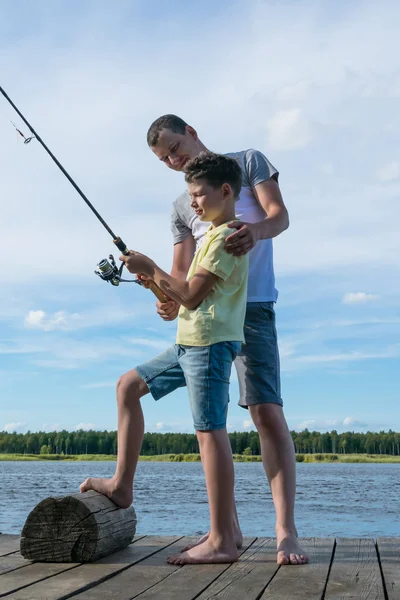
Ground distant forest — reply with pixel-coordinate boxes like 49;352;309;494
1;429;399;456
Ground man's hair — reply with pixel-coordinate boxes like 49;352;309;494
147;114;188;147
185;152;242;199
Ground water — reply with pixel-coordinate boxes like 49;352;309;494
1;461;399;537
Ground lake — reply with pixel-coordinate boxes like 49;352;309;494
1;461;399;537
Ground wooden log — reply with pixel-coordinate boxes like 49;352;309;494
20;490;136;563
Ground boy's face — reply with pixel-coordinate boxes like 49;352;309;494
151;127;200;172
188;180;231;222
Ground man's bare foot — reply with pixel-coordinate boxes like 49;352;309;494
276;526;309;565
79;477;132;509
168;537;238;565
180;528;243;553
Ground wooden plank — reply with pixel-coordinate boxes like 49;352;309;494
191;537;276;600
70;536;201;600
132;536;259;600
0;554;32;576
0;536;180;600
0;562;78;597
376;537;400;600
0;536;20;557
324;538;386;600
260;538;335;599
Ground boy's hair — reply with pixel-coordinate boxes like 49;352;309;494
147;114;188;147
185;152;242;199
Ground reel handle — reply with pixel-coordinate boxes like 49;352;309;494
113;237;170;304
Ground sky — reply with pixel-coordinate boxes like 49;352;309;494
0;0;399;436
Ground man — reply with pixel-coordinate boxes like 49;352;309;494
145;114;308;565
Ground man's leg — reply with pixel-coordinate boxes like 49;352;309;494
236;302;308;565
80;369;149;508
249;403;307;564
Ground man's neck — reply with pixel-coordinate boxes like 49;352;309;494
196;141;209;155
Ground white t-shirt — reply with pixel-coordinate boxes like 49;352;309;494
170;149;279;303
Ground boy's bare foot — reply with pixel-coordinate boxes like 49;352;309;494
180;527;243;553
276;526;309;565
168;537;238;565
79;477;133;509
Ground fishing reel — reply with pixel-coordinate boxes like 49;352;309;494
94;254;142;287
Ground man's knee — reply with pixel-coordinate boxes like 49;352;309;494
249;403;286;433
116;369;149;404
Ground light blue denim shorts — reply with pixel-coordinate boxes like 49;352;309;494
135;341;241;431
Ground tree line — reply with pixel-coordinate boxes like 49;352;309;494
1;429;399;456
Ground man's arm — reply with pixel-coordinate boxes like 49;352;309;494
171;236;196;280
225;178;289;256
252;178;289;239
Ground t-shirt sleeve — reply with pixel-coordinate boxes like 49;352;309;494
245;148;279;187
171;200;191;245
199;229;242;281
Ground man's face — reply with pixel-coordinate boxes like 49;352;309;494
188;180;228;222
151;127;200;172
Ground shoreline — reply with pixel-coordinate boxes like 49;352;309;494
1;453;400;463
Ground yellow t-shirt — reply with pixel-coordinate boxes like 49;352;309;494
176;223;249;346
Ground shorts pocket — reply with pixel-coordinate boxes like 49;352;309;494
258;302;276;323
215;342;240;382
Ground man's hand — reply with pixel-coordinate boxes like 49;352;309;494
224;221;258;256
119;251;155;275
156;299;180;321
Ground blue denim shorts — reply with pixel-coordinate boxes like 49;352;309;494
136;341;241;431
235;302;283;408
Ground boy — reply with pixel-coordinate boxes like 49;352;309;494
80;152;248;565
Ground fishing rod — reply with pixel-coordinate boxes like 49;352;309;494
0;85;168;303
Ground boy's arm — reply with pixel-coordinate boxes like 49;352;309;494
121;251;218;310
156;236;196;321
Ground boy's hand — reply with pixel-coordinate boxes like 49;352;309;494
119;251;155;275
224;221;258;256
156;299;180;321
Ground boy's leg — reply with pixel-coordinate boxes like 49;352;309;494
180;497;242;552
168;343;239;565
80;345;186;508
236;302;308;565
80;369;149;508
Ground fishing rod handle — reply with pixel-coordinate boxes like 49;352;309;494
113;237;170;304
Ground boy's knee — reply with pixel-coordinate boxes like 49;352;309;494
116;370;148;403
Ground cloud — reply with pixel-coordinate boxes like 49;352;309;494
128;337;174;351
243;420;253;430
266;108;313;151
81;381;115;389
41;423;61;432
294;417;368;432
74;423;96;431
342;292;380;305
295;347;398;365
377;161;400;182
2;422;27;433
25;310;83;331
343;416;367;428
155;422;165;430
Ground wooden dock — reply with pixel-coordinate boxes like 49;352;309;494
0;533;398;599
